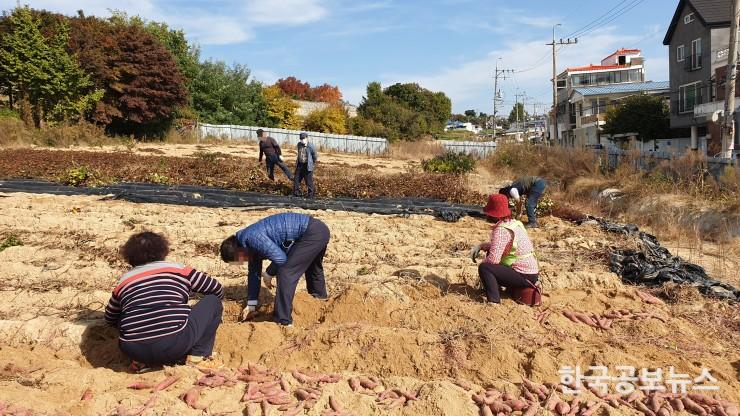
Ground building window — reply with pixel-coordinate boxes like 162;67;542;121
678;82;702;113
686;38;702;70
677;45;685;62
684;13;694;24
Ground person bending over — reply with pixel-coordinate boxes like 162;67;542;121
498;176;547;228
220;213;330;326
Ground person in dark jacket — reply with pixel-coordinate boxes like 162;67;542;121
294;132;318;197
257;129;293;181
498;176;547;228
219;213;330;326
104;232;224;371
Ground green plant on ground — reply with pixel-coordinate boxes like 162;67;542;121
62;165;99;187
421;151;476;174
535;194;555;217
148;172;171;185
0;235;23;252
357;266;372;276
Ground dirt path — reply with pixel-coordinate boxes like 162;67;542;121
0;193;738;415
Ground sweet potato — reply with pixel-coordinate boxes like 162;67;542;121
657;405;672;416
522;389;537;402
392;388;418;401
240;373;276;383
545;396;559;411
501;392;516;402
636;290;664;305
480;404;494;416
567;398;581;416
688;394;719;407
634;400;657;416
267;395;292;405
504;399;528;411
682;397;708;416
283;406;303;416
648;394;663;412
152;375;180;392
724;404;739;416
523;401;540;416
454;378;474;391
359;378;379;390
554;401;570;415
127;380;154;390
81;389;93;401
179;386;205;409
348;377;360;392
587;385;607;399
388;396;407;409
563;310;580;323
581;402;602;416
626;390;644;403
669;398;684;412
489;401;512;413
329;396;343;412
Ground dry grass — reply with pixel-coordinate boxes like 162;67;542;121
386;140;444;160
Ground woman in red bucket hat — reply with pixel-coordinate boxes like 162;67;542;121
471;194;541;305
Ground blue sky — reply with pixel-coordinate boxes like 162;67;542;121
22;0;677;113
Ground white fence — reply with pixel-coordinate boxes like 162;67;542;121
440;140;497;157
198;123;387;154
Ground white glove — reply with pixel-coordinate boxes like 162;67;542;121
262;271;275;289
240;305;257;322
469;244;482;263
278;155;284;162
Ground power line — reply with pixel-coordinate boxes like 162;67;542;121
565;0;632;38
570;0;645;39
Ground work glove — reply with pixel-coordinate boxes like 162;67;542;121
240;305;258;322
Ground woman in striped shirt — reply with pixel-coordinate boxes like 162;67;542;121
104;232;225;370
473;194;540;303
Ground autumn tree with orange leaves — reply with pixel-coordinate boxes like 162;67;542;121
275;77;342;103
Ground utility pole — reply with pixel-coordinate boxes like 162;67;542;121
493;59;514;139
722;0;739;159
547;24;577;146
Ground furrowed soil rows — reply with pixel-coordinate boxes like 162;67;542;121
0;192;738;415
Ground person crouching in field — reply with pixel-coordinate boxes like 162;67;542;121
219;213;330;326
104;232;225;372
472;194;540;304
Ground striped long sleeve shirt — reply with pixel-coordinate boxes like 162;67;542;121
104;261;224;342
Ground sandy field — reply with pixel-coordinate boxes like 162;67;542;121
0;190;738;415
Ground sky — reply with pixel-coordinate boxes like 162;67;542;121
17;0;678;114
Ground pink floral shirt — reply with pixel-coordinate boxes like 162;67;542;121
484;220;539;275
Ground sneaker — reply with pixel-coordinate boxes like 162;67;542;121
186;355;224;369
525;223;539;229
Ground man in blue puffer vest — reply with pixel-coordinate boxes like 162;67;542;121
219;213;330;326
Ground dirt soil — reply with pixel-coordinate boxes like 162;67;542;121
0;191;738;415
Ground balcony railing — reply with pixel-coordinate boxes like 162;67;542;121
684;53;702;71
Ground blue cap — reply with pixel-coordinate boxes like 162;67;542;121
299;133;308;139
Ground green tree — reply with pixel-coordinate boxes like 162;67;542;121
0;7;100;126
190;60;267;125
464;109;477;120
508;103;528;124
357;82;451;141
602;94;670;142
303;105;347;134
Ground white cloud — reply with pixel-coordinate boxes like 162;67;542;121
379;27;645;112
177;16;253;45
251;69;281;85
245;0;328;25
23;0;157;17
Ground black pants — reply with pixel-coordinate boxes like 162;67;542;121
274;218;329;325
266;154;293;181
119;295;223;366
293;163;315;197
478;263;538;303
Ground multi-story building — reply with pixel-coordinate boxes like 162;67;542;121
551;48;646;146
570;81;670;148
663;0;738;155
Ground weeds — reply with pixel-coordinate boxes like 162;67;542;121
422;152;476;174
0;235;22;252
61;165;103;187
